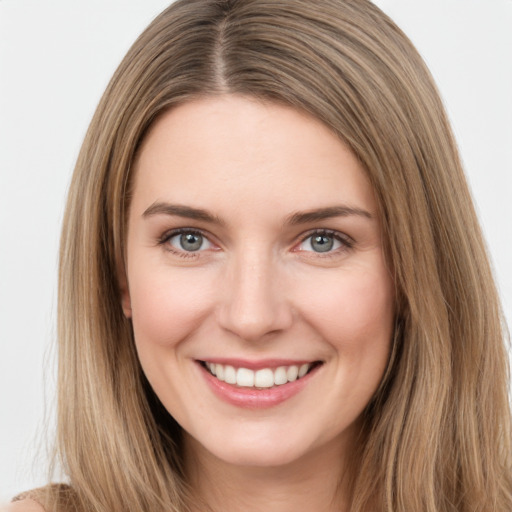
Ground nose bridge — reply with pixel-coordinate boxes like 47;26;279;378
217;245;292;342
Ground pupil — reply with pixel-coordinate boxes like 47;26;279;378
180;233;202;251
312;235;333;252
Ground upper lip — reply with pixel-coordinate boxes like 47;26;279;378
197;358;322;370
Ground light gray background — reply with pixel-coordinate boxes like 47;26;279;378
1;0;511;502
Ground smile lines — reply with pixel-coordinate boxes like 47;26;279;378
202;361;320;389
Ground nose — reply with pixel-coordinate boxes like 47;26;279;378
216;251;293;343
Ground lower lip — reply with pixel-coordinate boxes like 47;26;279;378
198;362;320;409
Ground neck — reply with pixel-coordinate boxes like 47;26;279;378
183;431;360;512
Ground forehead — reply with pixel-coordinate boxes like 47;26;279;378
131;95;376;220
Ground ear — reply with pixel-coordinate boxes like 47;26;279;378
118;264;132;319
121;285;132;319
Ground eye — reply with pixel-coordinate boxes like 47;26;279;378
165;230;213;253
297;231;351;254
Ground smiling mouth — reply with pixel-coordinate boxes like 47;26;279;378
199;361;323;389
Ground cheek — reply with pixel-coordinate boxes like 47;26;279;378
129;268;216;349
304;268;394;417
127;269;218;418
304;269;393;334
295;265;395;368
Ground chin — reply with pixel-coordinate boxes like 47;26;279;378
185;423;333;470
207;449;307;471
213;444;303;468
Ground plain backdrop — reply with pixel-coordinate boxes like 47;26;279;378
1;0;511;502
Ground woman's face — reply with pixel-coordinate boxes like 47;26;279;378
123;95;394;469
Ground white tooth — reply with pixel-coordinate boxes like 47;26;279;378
224;365;237;384
255;368;274;388
208;362;216;375
274;366;288;385
287;365;299;382
298;363;310;378
237;368;255;387
215;364;225;381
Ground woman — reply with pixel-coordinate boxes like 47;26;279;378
10;0;512;511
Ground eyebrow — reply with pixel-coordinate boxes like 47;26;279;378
286;206;374;225
142;202;225;225
143;201;373;226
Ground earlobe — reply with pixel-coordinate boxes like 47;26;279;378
118;266;132;319
121;288;132;319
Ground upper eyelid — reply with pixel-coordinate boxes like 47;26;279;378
298;228;353;244
160;227;214;242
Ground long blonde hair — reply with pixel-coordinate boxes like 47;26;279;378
47;0;512;510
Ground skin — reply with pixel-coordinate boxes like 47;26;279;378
3;502;44;512
122;95;395;511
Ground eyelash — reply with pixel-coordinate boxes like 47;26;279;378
158;228;355;259
158;228;214;259
297;229;355;257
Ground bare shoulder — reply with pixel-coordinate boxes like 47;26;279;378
1;500;46;512
3;484;74;512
